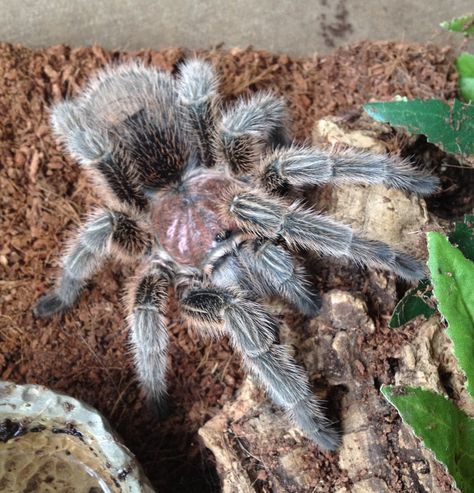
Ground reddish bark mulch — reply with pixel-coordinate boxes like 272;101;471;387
0;41;461;492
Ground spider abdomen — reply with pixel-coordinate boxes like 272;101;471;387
151;173;237;266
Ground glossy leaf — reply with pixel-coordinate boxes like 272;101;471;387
449;215;474;261
382;385;474;493
440;14;474;36
456;52;474;102
364;99;474;156
427;232;474;399
389;279;435;328
390;216;474;328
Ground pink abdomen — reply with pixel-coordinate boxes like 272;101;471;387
150;174;236;266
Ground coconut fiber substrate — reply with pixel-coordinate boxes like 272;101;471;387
0;41;471;492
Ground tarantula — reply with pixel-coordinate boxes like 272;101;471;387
34;59;437;451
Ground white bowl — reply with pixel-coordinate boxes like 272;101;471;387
0;381;155;492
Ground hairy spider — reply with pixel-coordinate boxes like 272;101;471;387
34;59;438;451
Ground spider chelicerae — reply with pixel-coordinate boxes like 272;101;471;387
34;59;437;451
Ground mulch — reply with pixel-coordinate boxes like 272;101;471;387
0;40;465;492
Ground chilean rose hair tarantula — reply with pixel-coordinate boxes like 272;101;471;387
34;59;437;450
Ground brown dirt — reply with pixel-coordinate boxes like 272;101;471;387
0;40;466;492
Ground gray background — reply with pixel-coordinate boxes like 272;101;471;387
1;0;473;55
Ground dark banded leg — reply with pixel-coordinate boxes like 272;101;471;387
128;267;170;412
223;189;425;281
34;209;150;318
180;287;340;450
238;240;321;316
215;93;289;174
51;62;189;198
177;59;219;166
259;145;439;194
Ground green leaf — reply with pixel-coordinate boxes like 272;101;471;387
449;215;474;261
427;232;474;399
389;279;435;328
382;385;474;492
456;53;474;102
440;14;474;36
364;99;474;156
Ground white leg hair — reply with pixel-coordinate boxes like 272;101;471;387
260;145;439;194
215;92;289;174
177;59;219;166
237;240;321;316
127;266;170;412
225;190;426;281
51;62;178;166
206;236;320;316
180;287;340;450
34;209;150;317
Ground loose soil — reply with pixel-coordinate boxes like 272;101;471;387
0;40;470;492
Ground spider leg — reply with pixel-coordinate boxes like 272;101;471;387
223;188;425;280
203;234;320;315
215;92;289;174
127;265;170;413
34;209;151;318
237;240;321;317
180;286;340;450
259;145;439;195
51;62;190;204
177;59;219;166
